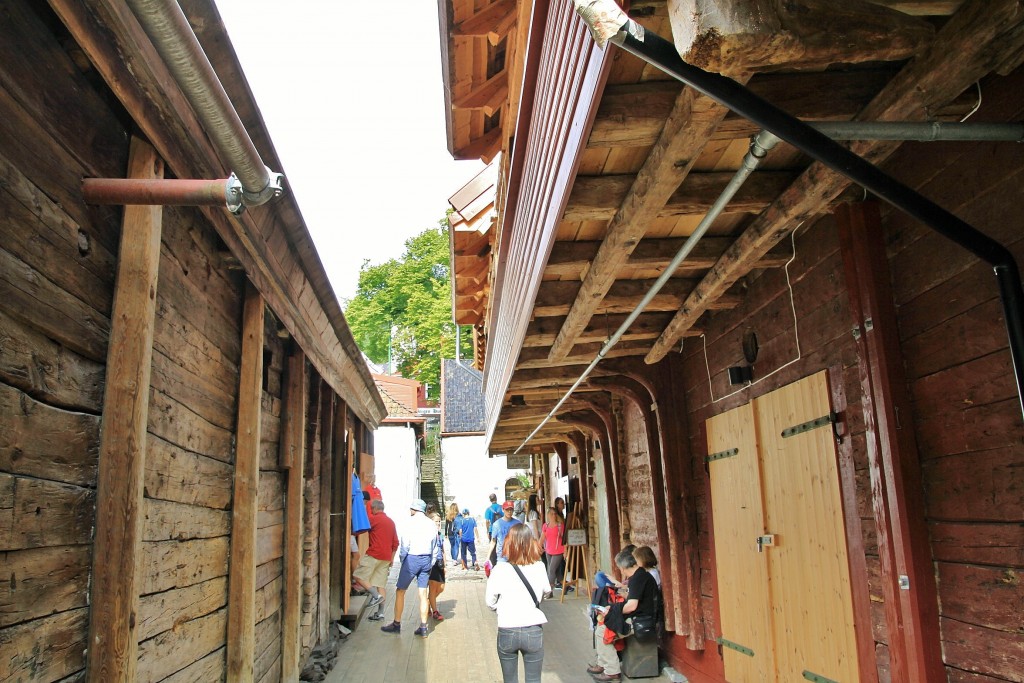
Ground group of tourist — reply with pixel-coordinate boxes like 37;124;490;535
352;483;661;683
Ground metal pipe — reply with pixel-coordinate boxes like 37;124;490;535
810;121;1024;142
514;131;780;453
82;177;243;213
125;0;282;206
572;0;1024;420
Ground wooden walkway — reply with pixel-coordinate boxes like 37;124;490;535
324;561;671;683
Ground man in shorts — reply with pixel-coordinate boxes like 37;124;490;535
352;499;398;621
380;498;442;637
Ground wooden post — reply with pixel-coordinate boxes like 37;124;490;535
226;282;264;682
318;388;334;642
86;137;163;682
330;401;348;620
280;347;307;682
838;201;944;683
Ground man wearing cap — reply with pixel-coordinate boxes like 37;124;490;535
458;508;478;570
380;498;442;637
487;500;522;564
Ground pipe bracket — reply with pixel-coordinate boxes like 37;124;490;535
226;174;244;214
240;167;286;208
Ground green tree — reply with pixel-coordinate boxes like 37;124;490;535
344;215;471;399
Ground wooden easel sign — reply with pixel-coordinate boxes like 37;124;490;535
561;514;591;602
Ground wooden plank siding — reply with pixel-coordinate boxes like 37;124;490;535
0;2;379;681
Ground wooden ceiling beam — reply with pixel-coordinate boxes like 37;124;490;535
452;69;509;117
667;0;934;74
524;311;703;348
544;237;793;279
588;70;978;149
453;0;518;45
533;278;741;318
516;342;651;370
864;0;963;15
564;171;797;222
546;86;735;362
648;0;1024;363
453;126;502;163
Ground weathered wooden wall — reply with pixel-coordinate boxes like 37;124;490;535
657;64;1024;683
0;0;124;677
255;314;287;683
0;3;363;681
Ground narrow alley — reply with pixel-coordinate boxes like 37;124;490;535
325;562;672;683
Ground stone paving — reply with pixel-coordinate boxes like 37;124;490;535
324;560;672;683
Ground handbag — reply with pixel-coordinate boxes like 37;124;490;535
629;584;660;643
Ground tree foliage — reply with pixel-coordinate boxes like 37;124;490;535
344;215;470;399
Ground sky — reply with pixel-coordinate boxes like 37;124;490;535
214;0;483;303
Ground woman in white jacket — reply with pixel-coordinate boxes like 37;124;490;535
485;523;552;683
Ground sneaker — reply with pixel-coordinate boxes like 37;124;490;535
413;625;429;637
591;673;620;681
380;621;401;634
431;609;445;621
566;586;576;593
367;612;385;621
366;594;384;608
586;664;604;674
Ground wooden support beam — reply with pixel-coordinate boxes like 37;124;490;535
453;125;503;163
515;342;651;370
329;401;348;621
667;0;933;74
86;137;163;683
588;72;977;148
544;237;792;279
280;348;307;682
564;171;797;222
548;87;735;362
838;202;944;682
533;278;741;318
452;69;509;117
524;312;702;349
454;0;517;45
318;387;334;643
226;282;265;682
647;0;1024;364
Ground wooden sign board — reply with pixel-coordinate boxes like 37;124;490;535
506;454;530;469
567;529;587;546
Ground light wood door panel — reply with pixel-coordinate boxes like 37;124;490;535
756;371;860;683
706;402;774;683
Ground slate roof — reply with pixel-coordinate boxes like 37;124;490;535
441;359;485;434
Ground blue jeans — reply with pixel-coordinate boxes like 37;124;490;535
496;625;544;683
461;540;477;565
448;534;459;561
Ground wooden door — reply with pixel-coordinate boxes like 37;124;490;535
756;371;860;682
707;371;860;682
706;402;774;682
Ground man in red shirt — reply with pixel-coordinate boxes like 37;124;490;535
352;499;399;621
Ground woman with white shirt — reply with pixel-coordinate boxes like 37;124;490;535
485;523;552;683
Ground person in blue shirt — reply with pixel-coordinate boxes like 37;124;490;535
488;500;522;564
458;508;479;569
484;493;502;541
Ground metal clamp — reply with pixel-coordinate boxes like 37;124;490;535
240;166;286;208
225;173;244;214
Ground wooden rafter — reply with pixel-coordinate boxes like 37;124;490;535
533;278;741;317
524;312;702;349
454;0;517;45
647;0;1024;363
564;170;797;222
516;342;651;370
452;69;509;116
544;237;793;279
454;125;503;163
546;86;734;362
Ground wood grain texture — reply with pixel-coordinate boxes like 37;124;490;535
227;282;264;681
280;348;307;682
86;138;163;683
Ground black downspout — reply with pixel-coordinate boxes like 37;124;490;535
608;19;1024;419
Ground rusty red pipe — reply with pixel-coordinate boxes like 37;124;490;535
82;177;242;212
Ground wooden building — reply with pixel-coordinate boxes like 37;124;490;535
0;1;385;681
441;0;1024;681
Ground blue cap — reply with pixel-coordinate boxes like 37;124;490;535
409;498;426;513
462;508;470;516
